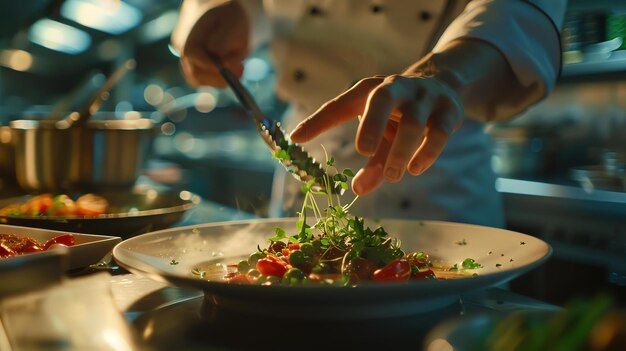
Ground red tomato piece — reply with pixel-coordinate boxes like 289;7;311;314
0;243;16;258
372;259;411;282
288;243;300;251
21;237;44;253
44;234;76;250
227;273;251;284
22;194;54;216
256;255;288;277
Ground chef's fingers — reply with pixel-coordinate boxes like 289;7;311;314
351;137;393;195
181;52;244;88
180;2;248;88
383;97;432;182
383;119;399;142
180;58;224;87
357;75;420;157
290;77;384;143
404;79;463;175
407;125;448;176
407;102;461;175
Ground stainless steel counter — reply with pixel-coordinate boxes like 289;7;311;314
497;177;626;296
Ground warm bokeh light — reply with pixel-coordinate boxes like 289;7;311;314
144;84;165;106
0;49;34;72
61;0;142;35
194;92;217;113
138;10;178;43
160;122;176;136
123;111;142;120
115;101;133;119
29;18;91;55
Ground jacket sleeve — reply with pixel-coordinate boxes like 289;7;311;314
171;0;269;54
432;0;567;120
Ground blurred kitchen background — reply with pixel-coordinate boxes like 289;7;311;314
0;0;625;306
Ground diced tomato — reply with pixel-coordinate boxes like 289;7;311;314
288;243;300;251
281;248;291;257
0;243;16;258
44;234;76;250
21;194;54;216
372;259;411;282
256;255;288;277
226;273;251;284
21;237;44;253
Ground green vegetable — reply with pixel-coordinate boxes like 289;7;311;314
283;268;306;285
462;258;482;269
299;242;315;257
237;260;250;273
288;250;308;269
247;269;261;277
311;262;330;274
247;252;265;266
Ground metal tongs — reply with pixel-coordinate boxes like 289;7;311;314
210;56;340;193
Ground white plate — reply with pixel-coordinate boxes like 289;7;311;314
0;224;121;270
113;218;551;319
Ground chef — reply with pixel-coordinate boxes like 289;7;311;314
172;0;566;228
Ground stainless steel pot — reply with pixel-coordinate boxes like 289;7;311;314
10;118;155;193
0;125;14;181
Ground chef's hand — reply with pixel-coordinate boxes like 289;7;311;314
178;0;249;88
290;74;463;196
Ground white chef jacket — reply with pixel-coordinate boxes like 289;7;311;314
174;0;566;228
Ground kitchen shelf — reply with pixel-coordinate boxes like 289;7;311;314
562;50;626;77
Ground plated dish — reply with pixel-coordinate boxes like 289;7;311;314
0;193;110;217
113;217;552;319
0;188;200;238
1;232;76;257
0;224;120;270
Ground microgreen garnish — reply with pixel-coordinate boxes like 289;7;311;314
456;239;467;246
274;150;290;161
462;258;482;269
223;148;483;286
169;259;179;265
269;227;287;242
